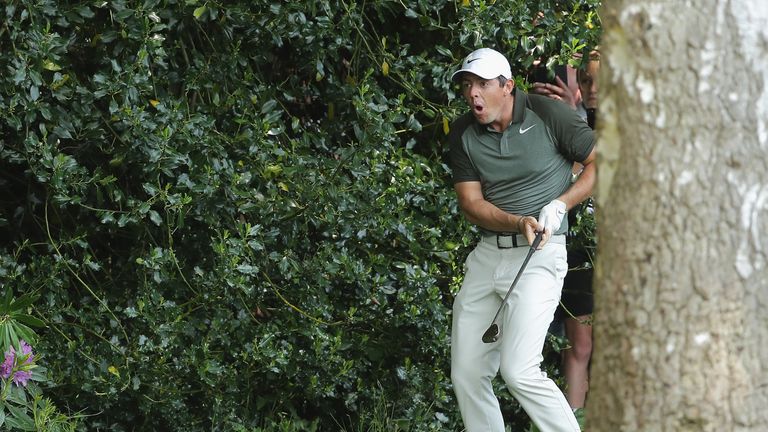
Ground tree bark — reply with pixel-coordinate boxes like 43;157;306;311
590;1;768;431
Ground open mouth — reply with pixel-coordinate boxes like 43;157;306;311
473;104;484;114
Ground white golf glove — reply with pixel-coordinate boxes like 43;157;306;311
538;199;567;234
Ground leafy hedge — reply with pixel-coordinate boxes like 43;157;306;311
0;0;600;430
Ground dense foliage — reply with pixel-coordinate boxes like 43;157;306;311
0;0;600;430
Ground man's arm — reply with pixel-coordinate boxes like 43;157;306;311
456;181;551;246
556;146;596;210
454;181;524;233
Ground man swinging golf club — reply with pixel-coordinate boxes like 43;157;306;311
447;48;596;432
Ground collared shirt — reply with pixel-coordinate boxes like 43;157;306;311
448;88;595;235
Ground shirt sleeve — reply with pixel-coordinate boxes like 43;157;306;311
448;113;481;184
531;95;595;163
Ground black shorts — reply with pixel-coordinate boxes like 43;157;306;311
557;248;593;318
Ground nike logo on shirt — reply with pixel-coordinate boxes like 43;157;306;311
519;124;536;134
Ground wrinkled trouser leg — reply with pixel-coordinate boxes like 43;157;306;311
451;241;579;432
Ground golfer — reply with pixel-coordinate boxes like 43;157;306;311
447;48;596;432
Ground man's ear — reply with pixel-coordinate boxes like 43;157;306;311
505;79;515;95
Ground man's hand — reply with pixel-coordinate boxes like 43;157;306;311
529;76;577;109
518;215;546;249
538;199;567;236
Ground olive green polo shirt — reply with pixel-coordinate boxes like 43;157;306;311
448;88;595;235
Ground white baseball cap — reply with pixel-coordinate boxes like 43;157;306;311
451;48;512;81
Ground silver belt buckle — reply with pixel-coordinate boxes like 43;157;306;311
496;233;518;249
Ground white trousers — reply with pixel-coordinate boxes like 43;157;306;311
451;240;580;432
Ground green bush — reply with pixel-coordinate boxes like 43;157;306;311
0;0;600;430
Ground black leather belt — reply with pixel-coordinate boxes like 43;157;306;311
485;233;526;249
481;233;565;249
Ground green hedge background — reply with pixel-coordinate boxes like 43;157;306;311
0;1;600;430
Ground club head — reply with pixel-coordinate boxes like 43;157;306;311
481;324;499;343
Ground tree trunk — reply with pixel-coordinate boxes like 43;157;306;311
590;1;768;431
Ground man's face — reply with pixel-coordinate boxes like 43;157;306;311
460;74;513;130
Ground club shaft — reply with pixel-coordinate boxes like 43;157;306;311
487;232;544;326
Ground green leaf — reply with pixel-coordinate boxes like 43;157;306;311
14;313;45;330
148;210;163;226
0;323;10;352
260;99;278;114
75;5;95;18
8;385;27;405
6;324;18;347
435;45;453;57
2;288;13;310
4;405;35;431
42;60;62;71
193;5;207;19
9;293;39;312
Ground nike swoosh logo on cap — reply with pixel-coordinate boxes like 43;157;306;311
467;58;480;63
519;124;536;134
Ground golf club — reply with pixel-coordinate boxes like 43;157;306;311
481;231;544;344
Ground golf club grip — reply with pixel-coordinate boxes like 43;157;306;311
530;230;544;250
